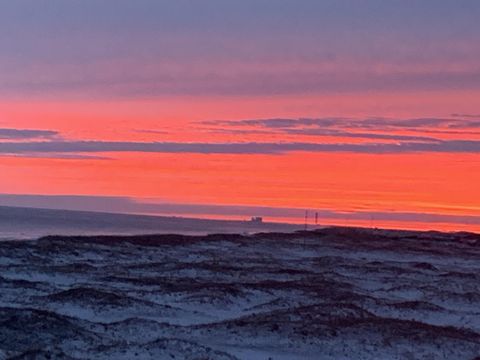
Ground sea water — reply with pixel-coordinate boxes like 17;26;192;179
0;206;297;240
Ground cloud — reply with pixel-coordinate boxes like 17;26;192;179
205;117;480;130
1;153;112;160
201;116;480;142
1;139;480;156
1;116;479;158
0;128;59;140
135;129;169;135
1;1;480;99
451;113;480;119
276;128;439;142
3;59;480;99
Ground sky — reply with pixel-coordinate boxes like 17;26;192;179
1;0;480;232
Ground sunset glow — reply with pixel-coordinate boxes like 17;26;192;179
1;1;480;232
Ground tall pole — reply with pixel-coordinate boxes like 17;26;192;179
304;210;308;231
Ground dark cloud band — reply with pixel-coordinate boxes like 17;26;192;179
0;139;480;156
0;128;59;140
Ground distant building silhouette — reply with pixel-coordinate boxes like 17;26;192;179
250;216;263;223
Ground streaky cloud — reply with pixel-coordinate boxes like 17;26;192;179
0;128;59;140
205;117;480;130
1;139;480;156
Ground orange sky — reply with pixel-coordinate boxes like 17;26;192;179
1;91;480;232
1;2;480;233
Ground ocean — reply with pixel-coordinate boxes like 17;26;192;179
0;206;298;240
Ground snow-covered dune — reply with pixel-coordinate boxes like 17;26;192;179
0;227;479;359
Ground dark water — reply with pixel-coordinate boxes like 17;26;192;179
0;206;298;240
